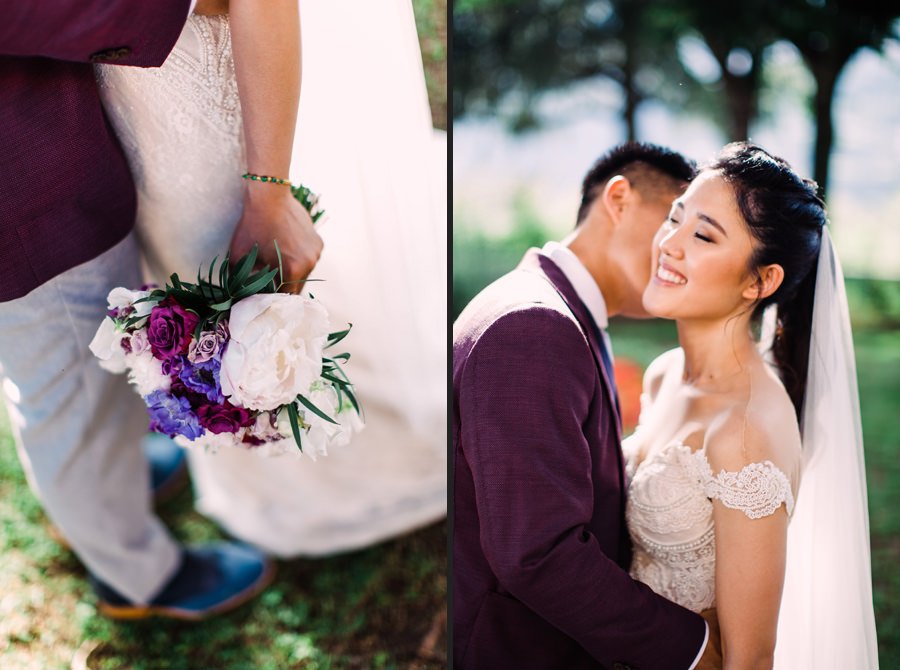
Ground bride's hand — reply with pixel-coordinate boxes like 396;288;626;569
229;183;324;294
194;0;229;16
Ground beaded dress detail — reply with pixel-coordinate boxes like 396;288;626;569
95;15;245;283
624;426;794;613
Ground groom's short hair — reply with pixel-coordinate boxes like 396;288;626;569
576;142;697;225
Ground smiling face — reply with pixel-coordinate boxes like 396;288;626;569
642;170;764;322
612;186;688;317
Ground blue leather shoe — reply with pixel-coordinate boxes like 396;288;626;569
91;542;276;620
142;433;188;504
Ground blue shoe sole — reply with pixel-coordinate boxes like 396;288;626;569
97;558;277;621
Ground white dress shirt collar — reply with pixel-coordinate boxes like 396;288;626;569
541;241;609;331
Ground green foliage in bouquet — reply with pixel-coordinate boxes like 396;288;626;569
291;184;325;224
118;186;358;453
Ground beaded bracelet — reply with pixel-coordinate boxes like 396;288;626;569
242;172;292;186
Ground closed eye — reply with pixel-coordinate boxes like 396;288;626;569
694;232;713;243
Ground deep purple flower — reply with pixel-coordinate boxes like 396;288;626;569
170;378;209;410
161;356;185;378
196;400;254;434
108;305;134;320
147;297;199;361
145;389;203;440
179;357;224;404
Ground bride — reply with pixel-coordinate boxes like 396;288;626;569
95;0;446;556
626;142;877;668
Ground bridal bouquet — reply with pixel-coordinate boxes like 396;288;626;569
89;239;362;459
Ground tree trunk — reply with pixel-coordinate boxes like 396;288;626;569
807;58;841;201
702;35;759;143
621;6;639;142
723;72;756;141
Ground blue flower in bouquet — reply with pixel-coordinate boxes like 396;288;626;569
179;357;225;404
145;389;203;440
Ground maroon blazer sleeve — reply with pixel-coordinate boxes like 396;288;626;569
0;0;191;66
459;306;706;669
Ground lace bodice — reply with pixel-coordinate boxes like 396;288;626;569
95;15;246;283
624;439;794;613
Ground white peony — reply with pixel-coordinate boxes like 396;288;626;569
174;430;241;453
275;383;364;460
89;318;129;373
220;293;330;411
127;350;171;396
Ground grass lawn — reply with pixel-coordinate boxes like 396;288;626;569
1;3;448;669
0;408;447;669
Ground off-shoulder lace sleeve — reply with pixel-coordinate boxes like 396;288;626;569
696;456;795;520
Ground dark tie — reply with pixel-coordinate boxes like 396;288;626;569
589;321;621;422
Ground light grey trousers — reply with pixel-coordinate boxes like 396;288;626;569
0;232;180;603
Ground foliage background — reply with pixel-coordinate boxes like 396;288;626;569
0;2;448;669
453;0;900;666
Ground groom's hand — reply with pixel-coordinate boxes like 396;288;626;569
695;608;723;670
229;183;323;294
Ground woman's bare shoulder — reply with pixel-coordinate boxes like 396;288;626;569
704;369;801;486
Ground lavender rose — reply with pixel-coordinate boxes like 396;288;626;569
187;322;228;364
147;298;199;361
196;400;254;434
145;389;203;440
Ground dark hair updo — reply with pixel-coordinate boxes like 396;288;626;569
707;142;826;420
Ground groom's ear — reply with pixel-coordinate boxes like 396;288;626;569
743;263;785;301
601;175;632;224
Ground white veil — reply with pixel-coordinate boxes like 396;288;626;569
771;227;879;668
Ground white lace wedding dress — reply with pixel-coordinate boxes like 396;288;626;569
623;434;795;614
95;1;447;556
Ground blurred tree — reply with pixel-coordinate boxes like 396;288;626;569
770;0;898;199
672;0;777;141
453;0;697;140
454;0;899;198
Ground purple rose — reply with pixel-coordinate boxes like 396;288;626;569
145;389;203;440
147;298;199;361
196;400;254;435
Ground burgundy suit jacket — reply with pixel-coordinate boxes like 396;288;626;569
0;0;191;302
453;250;706;669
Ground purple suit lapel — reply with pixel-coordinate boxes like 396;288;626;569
518;249;622;443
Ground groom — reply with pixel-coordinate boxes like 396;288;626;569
0;1;319;619
453;142;719;669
